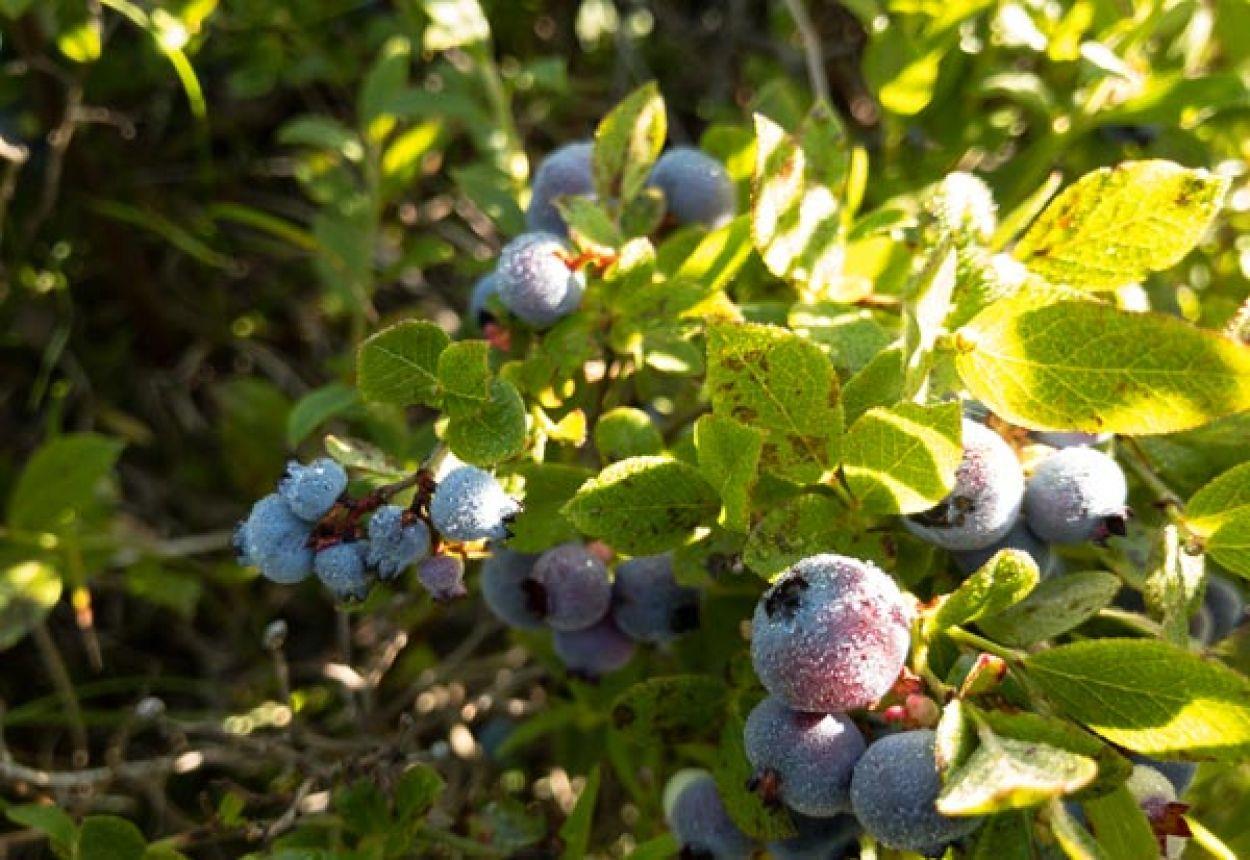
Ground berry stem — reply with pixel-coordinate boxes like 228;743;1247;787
945;626;1027;664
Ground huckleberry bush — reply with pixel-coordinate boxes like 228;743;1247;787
218;77;1250;858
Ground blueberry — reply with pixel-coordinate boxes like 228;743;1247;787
906;420;1025;551
232;521;254;567
767;813;860;860
611;553;700;644
530;542;612;631
1033;431;1112;448
417;555;467;602
277;458;349;522
951;519;1057;577
314;541;370;601
366;504;431;579
479;548;545;630
241;494;315;584
429;466;520;543
750;554;913;713
553;616;636;677
646;147;736;228
1126;765;1182;835
525;141;594;236
849;730;982;855
663;769;755;860
743;695;866;818
469;272;500;328
1203;575;1244;643
1129;754;1196;797
495;232;585;328
1024;447;1128;544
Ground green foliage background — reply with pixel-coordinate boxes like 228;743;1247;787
2;0;1250;857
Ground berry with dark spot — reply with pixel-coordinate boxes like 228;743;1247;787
611;553;700;643
750;554;913;713
366;504;431;579
767;813;860;860
1024;447;1129;544
480;548;545;629
530;542;612;631
429;466;520;543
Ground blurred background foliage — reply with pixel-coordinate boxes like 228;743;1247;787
1;0;1250;857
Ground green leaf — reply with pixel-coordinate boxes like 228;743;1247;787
712;714;796;842
970;811;1039;860
505;463;594;553
6;803;77;853
744;495;842;579
787;305;893;374
558;766;600;860
842;345;905;425
557;197;622;255
1144;524;1206;646
978;571;1122;646
694;415;763;533
0;560;62;650
933;550;1040;630
324;434;405;478
626;834;681;860
359;36;411;134
395;764;445;822
562;457;720;555
421;0;490;51
57;16;102;63
124;561;202;620
1014;161;1229;290
902;245;958;399
1048;798;1105;860
437;341;491;403
8;433;123;531
1024;639;1250;758
671;215;754;297
286;384;360;449
277;116;363;160
76;816;147;860
594;408;664;462
938;734;1098;815
334;779;389;837
751;108;856;302
1187;461;1250;536
357;320;450;406
443;379;526;466
610;675;727;747
593;82;666;206
705;321;841;485
216;379;291;496
955;301;1250;434
1082;785;1158;860
0;0;35;18
1207;509;1250;579
842;401;963;515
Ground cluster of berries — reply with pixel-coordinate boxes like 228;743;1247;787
479;545;700;677
470;141;735;330
666;553;978;857
235;459;518;603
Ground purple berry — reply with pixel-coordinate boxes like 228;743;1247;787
525;141;594;236
611;554;700;644
646;147;736;228
663;769;755;860
1202;575;1244;643
429;466;520;543
241;494;314;584
553;616;636;677
366;504;431;579
906;420;1024;551
480;549;545;630
314;541;369;601
951;519;1056;577
417;555;467;602
750;554;912;713
277;458;348;522
530;543;612;631
743;695;866;818
1024;447;1128;544
495;232;585;328
850;730;982;855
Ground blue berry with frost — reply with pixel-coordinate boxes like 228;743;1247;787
1033;431;1112;448
241;494;315;584
1125;764;1189;859
553;616;635;677
1202;574;1244;643
479;549;545;630
429;466;520;542
768;813;860;860
1130;754;1196;797
314;541;369;601
611;553;700;643
906;420;1024;551
278;458;348;522
495;232;585;328
530;542;612;631
850;730;982;855
951;519;1057;577
743;695;866;818
1024;447;1128;544
663;769;755;860
417;555;467;602
751;554;912;713
366;504;431;579
525;141;594;235
469;272;500;327
646;147;736;228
